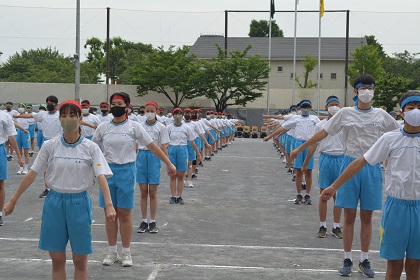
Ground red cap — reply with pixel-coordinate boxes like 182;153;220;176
60;100;82;111
173;108;182;113
206;110;213;115
184;108;193;113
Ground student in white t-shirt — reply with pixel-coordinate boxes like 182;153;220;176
80;100;101;140
97;102;113;123
3;101;19;161
93;92;176;268
156;107;167;125
4;100;116;280
15;103;31;175
165;110;174;126
321;91;420;280
136;105;146;123
291;74;400;278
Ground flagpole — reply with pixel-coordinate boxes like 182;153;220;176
317;5;322;115
292;0;298;105
267;2;273;114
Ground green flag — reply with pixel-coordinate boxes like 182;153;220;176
270;0;275;18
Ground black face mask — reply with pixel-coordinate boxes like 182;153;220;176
6;107;11;112
47;104;55;112
184;115;191;121
101;110;108;115
139;110;145;115
191;114;198;120
110;106;126;117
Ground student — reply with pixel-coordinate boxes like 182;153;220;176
157;107;166;125
165;110;174;126
136;101;171;234
97;102;113;123
35;105;46;150
291;74;400;277
93;92;176;267
3;101;19;161
264;100;320;205
136;105;146;123
166;108;199;204
3;100;116;280
26;105;36;157
80;100;100;140
320;91;420;280
300;96;343;238
15;103;31;175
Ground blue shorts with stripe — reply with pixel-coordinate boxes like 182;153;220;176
28;124;35;140
39;189;93;255
293;139;314;169
136;150;162;185
0;144;7;180
335;155;383;210
380;196;420;260
99;162;136;209
317;153;345;189
168;145;188;172
16;129;30;149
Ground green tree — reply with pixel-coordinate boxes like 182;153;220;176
248;19;284;37
374;72;411;111
382;51;420;90
295;54;318;88
348;44;384;85
198;45;270;112
364;35;387;59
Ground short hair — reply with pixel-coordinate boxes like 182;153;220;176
353;74;375;88
139;105;145;109
46;95;58;104
300;100;312;108
81;100;90;105
400;91;420;110
5;101;13;106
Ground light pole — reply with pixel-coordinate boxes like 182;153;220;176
0;51;3;64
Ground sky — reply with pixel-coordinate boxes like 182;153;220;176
1;0;420;63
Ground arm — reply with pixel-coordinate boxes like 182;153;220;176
301;143;317;174
4;170;38;215
8;135;23;167
13;122;29;134
199;133;211;149
290;129;329;159
160;144;168;157
262;114;284;120
13;113;33;119
190;141;202;162
209;124;221;132
146;142;176;176
263;125;286;142
81;120;97;129
97;174;116;222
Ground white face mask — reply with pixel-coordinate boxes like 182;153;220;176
146;112;156;121
173;115;183;122
301;108;311;116
290;111;296;115
327;106;340;116
403;108;420;127
81;108;89;115
167;113;172;117
18;108;25;113
127;109;132;114
206;115;211;119
358;89;374;103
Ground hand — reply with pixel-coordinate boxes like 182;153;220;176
196;153;202;163
262;114;269;119
23;129;29;134
290;149;299;160
4;200;16;216
301;165;307;175
17;157;24;167
105;205;116;222
320;186;337;201
263;136;270;142
205;143;211;149
167;163;177;177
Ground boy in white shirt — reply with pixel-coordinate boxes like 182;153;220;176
80;100;100;140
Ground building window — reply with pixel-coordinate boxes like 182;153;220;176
331;73;337;80
290;73;294;80
277;66;283;72
319;73;323;80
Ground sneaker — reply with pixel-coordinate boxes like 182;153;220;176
287;169;293;175
294;194;303;204
304;194;312;205
178;197;184;205
332;227;343;239
339;258;353;276
195;168;198;174
301;182;306;190
39;189;49;198
29;151;34;157
102;252;119;266
187;181;194;188
169;197;176;204
211;152;215;156
207;156;211;161
282;158;286;163
0;216;3;226
16;167;23;175
136;221;148;233
7;155;12;161
148;222;158;233
22;168;28;175
192;173;197;179
199;162;204;167
317;226;327;238
358;259;375;278
214;150;218;154
121;251;133;267
292;175;296;182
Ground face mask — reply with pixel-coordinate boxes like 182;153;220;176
167;113;172;117
210;114;214;118
47;104;55;112
18;108;25;113
159;112;163;116
101;109;108;115
127;109;132;114
110;106;126;117
290;111;296;115
191;114;198;120
184;115;191;121
297;110;302;115
173;115;183;122
146;113;156;121
81;108;89;115
327;106;340;116
403;108;420;127
206;115;211;119
60;118;79;133
139;110;145;115
301;108;311;116
358;89;374;103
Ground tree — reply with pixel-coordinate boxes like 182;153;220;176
198;45;270;112
295;54;318;88
348;44;384;85
364;35;387;59
128;46;205;107
248;19;284;37
374;72;411;111
382;51;420;90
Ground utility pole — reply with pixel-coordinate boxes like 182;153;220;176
75;0;81;103
106;7;111;102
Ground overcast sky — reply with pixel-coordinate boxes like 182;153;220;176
1;0;419;62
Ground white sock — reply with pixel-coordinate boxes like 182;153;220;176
24;164;28;169
142;219;147;223
150;219;156;223
122;247;130;254
109;245;117;253
333;223;340;229
344;251;352;261
320;221;326;228
360;251;369;262
0;212;3;217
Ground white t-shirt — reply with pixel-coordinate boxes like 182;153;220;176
167;123;196;146
3;109;19;121
282;115;320;141
136;114;147;123
97;113;113;123
283;115;295;137
364;129;420;200
31;136;112;193
165;116;174;126
193;120;206;135
200;119;211;130
157;115;167;124
128;114;138;122
183;121;199;139
81;113;100;137
0;111;17;144
92;119;153;164
138;120;170;150
32;111;62;139
323;106;400;158
315;118;344;155
15;116;30;130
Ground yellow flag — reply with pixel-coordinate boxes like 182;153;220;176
320;0;325;17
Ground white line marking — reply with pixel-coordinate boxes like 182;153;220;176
147;265;160;280
223;155;279;160
23;217;33;222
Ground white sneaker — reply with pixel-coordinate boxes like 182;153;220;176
121;251;133;267
187;181;194;188
22;168;28;174
16;167;23;175
282;158;286;163
102;252;119;266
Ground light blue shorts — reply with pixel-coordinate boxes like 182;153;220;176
28;124;35;140
0;144;7;180
335;155;383;210
168;145;188;172
39;189;93;255
136;150;161;185
293;139;314;169
380;196;420;260
194;137;202;152
285;134;294;154
318;153;345;189
99;162;136;209
279;134;286;146
211;129;219;141
206;131;215;145
37;130;44;148
187;141;196;161
16;129;30;149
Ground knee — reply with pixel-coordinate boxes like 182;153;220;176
117;210;131;223
405;259;420;278
73;256;88;272
51;258;66;271
149;190;157;200
140;189;148;198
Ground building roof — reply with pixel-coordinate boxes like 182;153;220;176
189;36;366;61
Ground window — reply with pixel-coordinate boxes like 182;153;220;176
277;66;283;72
319;73;323;80
331;73;337;80
290;73;294;79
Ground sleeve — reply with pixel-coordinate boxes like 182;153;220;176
363;134;390;166
186;126;196;142
323;109;345;136
92;123;103;146
32;112;43;122
30;141;52;174
93;115;101;125
160;125;170;145
382;111;401;132
134;122;153;146
5;114;17;136
281;116;298;130
90;144;113;178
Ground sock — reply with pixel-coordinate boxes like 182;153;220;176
142;219;147;223
24;164;28;169
109;245;117;253
150;219;156;223
0;212;3;217
333;223;340;229
344;251;352;261
122;247;130;254
360;251;369;262
320;221;326;228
